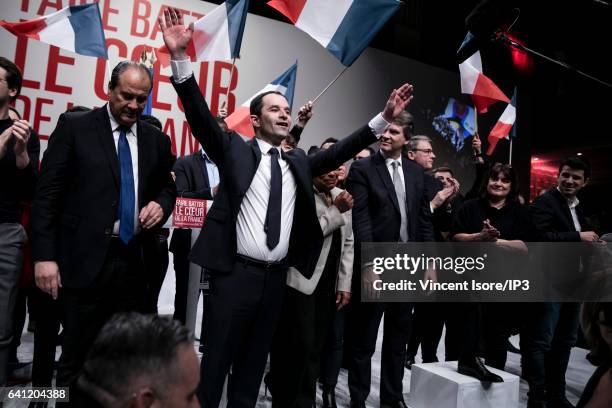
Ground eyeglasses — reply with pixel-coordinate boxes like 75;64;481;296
412;148;434;155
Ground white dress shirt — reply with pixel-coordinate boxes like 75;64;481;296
236;140;296;262
559;187;582;232
170;59;388;262
107;105;139;235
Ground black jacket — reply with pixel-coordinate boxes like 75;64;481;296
172;75;377;278
31;107;176;288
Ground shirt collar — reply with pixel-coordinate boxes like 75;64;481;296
256;138;281;156
380;150;402;167
557;187;580;208
201;148;212;162
107;104;137;136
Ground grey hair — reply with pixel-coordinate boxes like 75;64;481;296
407;135;432;151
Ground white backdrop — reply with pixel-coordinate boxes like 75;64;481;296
0;0;461;158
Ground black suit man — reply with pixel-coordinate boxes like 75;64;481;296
31;61;176;394
169;149;217;325
523;156;599;408
346;112;434;408
159;8;414;407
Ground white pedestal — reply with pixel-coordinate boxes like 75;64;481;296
409;361;519;408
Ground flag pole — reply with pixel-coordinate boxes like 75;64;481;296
508;138;513;165
312;66;349;104
228;57;237;99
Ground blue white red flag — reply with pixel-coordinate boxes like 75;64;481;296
0;4;107;59
267;0;400;66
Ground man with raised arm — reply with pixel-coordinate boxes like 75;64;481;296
159;8;414;407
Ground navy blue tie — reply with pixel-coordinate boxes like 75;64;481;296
264;148;282;249
117;128;135;244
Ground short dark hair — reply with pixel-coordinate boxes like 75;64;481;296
432;166;454;177
78;313;193;406
308;145;321;156
140;114;162;131
249;90;286;117
559;155;591;180
320;137;338;148
65;105;91;113
392;111;415;139
108;61;152;91
284;133;298;149
479;162;520;203
0;56;23;102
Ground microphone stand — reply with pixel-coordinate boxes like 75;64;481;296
494;31;612;89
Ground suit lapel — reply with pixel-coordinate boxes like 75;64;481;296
137;121;152;208
373;153;401;215
96;107;120;188
402;157;416;218
552;188;576;231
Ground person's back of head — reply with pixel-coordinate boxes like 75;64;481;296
77;312;199;408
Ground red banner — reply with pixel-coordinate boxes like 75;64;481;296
173;197;207;228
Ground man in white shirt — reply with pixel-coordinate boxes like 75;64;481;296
159;8;415;407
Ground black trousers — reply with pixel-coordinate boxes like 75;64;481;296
56;238;147;402
198;261;286;408
347;302;412;404
406;303;444;363
142;231;169;314
171;229;191;324
269;269;336;408
32;287;61;386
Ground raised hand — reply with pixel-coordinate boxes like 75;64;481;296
382;83;414;122
296;101;313;128
158;8;194;60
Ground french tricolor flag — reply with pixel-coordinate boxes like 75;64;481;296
267;0;400;66
225;62;297;138
486;89;517;155
458;34;509;114
0;4;107;59
158;0;249;65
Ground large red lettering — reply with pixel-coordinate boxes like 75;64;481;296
34;98;54;140
14;36;40;90
37;0;62;15
20;0;30;12
131;0;151;38
180;120;199;156
211;62;237;116
14;95;32;123
101;0;119;32
94;39;128;101
163;117;176;155
45;46;75;94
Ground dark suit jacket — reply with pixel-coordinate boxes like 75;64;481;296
172;75;378;278
347;152;435;245
169;152;214;256
31;106;176;288
530;188;590;242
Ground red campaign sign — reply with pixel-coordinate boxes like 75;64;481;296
173;197;207;228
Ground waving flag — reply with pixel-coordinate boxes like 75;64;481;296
158;0;249;65
486;88;517;155
267;0;400;66
0;4;107;58
458;33;509;114
225;62;298;137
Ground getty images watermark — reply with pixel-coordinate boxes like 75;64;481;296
360;242;612;302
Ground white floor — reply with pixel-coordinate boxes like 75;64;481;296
8;255;595;407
